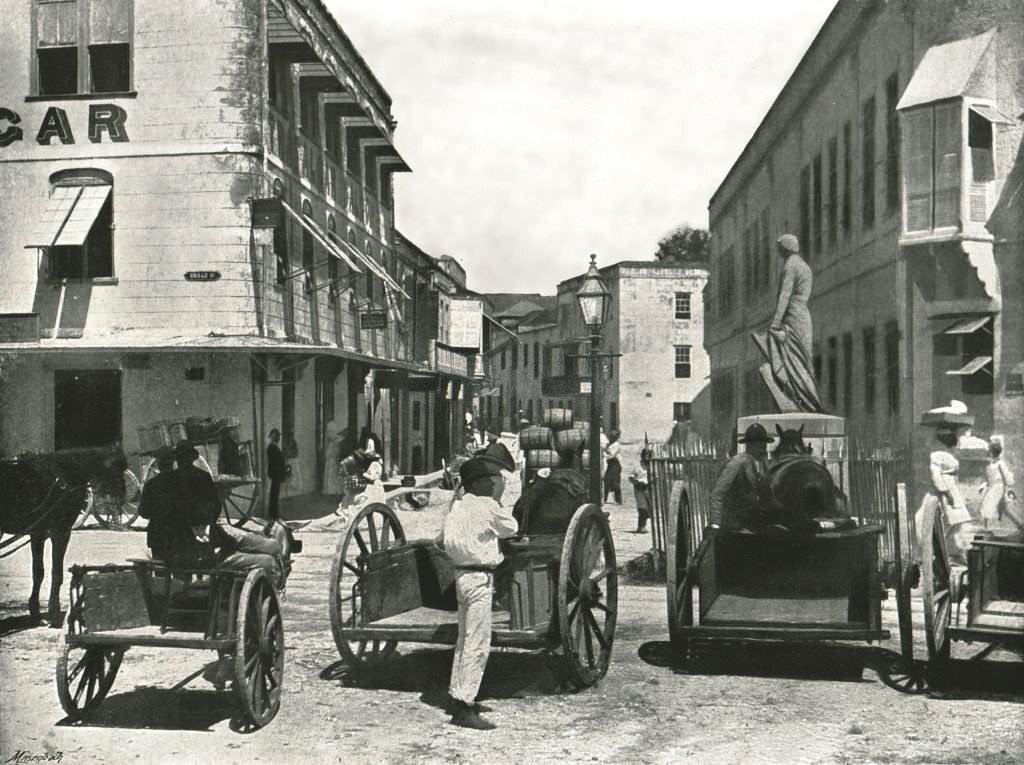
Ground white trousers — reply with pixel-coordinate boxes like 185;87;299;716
449;570;493;704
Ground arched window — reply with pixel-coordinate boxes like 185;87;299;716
30;168;115;279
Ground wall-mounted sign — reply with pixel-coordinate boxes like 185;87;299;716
0;104;129;147
360;309;388;330
432;342;469;377
447;298;483;349
185;271;221;282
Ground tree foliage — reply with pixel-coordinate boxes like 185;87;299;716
654;225;710;264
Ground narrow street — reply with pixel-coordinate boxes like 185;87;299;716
1;492;1021;765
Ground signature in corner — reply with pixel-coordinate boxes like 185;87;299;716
4;752;64;765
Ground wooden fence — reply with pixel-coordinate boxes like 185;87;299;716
648;440;915;574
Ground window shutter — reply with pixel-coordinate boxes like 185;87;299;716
902;108;933;233
933;101;961;229
37;0;78;47
89;0;131;44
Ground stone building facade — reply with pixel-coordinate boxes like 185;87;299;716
0;0;477;505
484;260;709;444
706;0;1024;502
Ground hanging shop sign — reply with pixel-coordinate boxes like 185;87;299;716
185;271;221;282
0;104;130;147
432;343;469;377
360;309;388;330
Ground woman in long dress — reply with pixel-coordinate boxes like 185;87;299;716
758;234;824;413
979;439;1015;528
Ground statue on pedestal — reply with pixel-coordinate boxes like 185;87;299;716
751;234;825;413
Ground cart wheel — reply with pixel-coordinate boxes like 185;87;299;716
328;502;406;670
873;650;928;694
919;504;952;662
665;483;693;660
56;644;124;720
93;470;141;530
557;503;618;688
234;569;284;728
72;486;94;530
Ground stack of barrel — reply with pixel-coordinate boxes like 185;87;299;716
519;408;592;485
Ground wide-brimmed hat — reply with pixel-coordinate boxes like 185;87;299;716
173;440;199;463
459;456;504;485
153;445;176;466
737;423;774;444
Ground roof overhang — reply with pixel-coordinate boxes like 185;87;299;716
897;29;996;110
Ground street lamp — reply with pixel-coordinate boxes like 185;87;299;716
575;254;612;504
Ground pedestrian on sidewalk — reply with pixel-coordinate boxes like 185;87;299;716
603;430;622;504
979;436;1015;529
630;447;653;533
266;428;287;520
440;457;518;730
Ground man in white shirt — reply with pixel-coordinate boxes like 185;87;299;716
441;456;519;730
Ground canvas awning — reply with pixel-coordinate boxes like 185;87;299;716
946;356;992;376
969;104;1014;125
279;199;361;272
329;233;410;300
25;185;111;248
898;29;995;110
943;316;990;335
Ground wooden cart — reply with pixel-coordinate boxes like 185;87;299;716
56;561;285;728
665;492;922;692
327;501;617;688
915;505;1024;662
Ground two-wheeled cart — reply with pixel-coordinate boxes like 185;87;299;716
56;561;285;728
327;498;617;689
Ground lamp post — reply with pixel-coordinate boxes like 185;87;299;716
575;254;612;505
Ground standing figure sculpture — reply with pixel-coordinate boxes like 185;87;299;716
752;234;824;413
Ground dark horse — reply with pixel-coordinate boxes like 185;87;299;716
767;425;850;528
0;446;126;626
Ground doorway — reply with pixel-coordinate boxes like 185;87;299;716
54;369;122;450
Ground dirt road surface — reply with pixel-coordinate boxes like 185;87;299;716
2;490;1022;765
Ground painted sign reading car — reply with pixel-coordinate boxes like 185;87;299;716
0;104;129;147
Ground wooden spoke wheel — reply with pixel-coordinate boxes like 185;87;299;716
56;644;124;720
874;649;928;694
328;503;406;670
919;504;952;662
557;503;618;688
665;483;693;659
93;470;142;530
233;569;284;728
71;486;94;530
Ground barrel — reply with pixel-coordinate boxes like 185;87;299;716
580;449;591;470
167;421;188;445
542;408;574;430
571;420;591;439
524;449;561;469
553;427;586;453
519;426;554;451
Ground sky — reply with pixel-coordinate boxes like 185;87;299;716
325;0;836;293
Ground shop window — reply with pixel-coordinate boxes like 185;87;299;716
32;169;114;280
673;402;691;422
674;345;691;379
34;0;133;96
675;292;692;320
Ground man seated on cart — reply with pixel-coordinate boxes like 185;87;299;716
708;423;776;533
145;441;290;585
440;455;519;730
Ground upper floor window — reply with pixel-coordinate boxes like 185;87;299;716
34;0;133;97
29;168;114;280
674;345;691;379
533;342;539;379
862;95;877;229
674;292;691;320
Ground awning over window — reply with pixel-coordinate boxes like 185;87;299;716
279;199;361;272
24;185;111;248
330;233;410;300
969;104;1014;125
944;316;990;335
898;29;995;111
946;356;992;376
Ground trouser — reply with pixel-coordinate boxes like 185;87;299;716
449;570;493;704
215;524;284;577
268;479;282;520
604;459;622;504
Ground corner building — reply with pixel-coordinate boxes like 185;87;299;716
0;0;477;504
706;0;1024;504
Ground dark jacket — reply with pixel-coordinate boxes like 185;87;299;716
708;452;770;529
138;470;178;560
139;467;220;565
267;442;287;482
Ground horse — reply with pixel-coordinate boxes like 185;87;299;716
0;445;126;626
767;425;850;527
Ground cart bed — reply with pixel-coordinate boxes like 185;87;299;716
703;593;868;626
342;605;552;648
69;625;235;650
